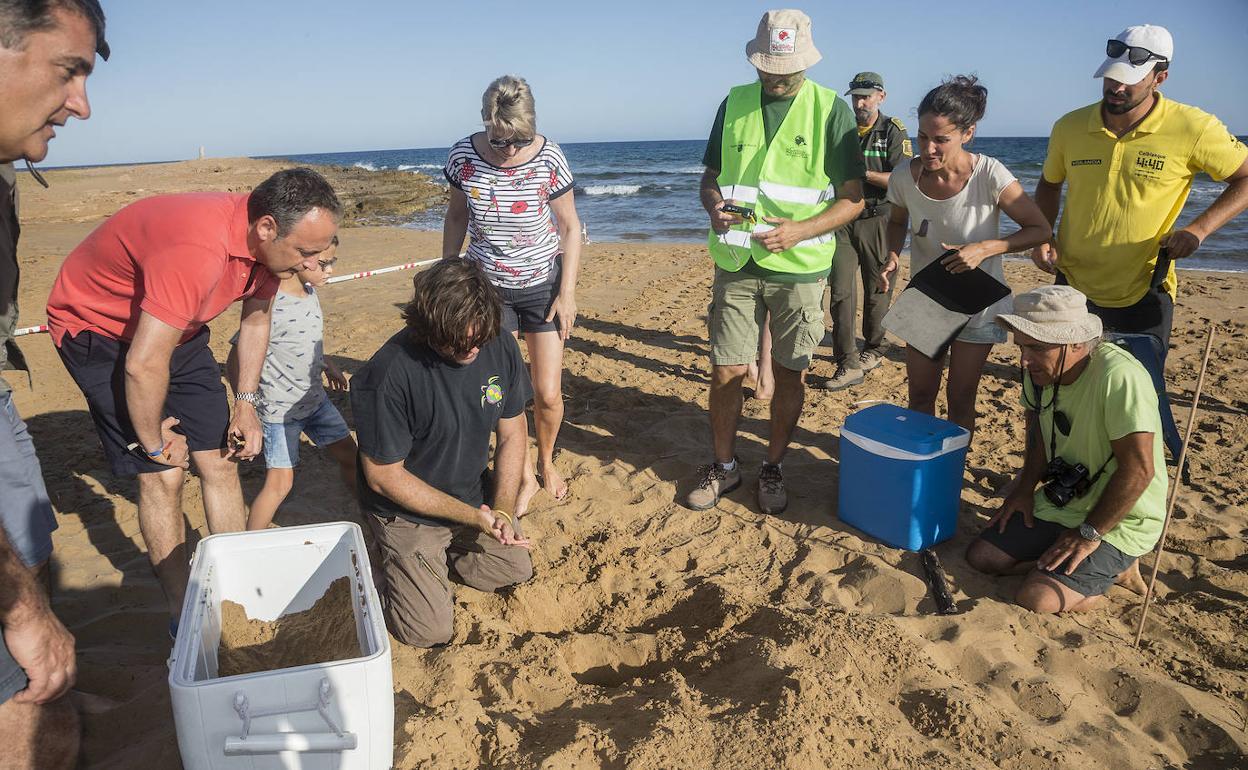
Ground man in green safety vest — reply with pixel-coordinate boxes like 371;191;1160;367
817;71;912;391
688;9;866;515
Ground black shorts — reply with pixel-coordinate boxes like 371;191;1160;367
1056;270;1174;358
55;327;230;477
977;514;1138;598
497;259;561;335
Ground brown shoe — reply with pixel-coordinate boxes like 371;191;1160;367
686;460;742;510
811;361;864;391
757;462;788;514
859;348;883;372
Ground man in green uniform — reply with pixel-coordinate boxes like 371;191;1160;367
687;9;865;515
817;71;911;390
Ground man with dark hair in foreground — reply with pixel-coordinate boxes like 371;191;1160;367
45;167;342;628
1;1;108;765
352;258;533;648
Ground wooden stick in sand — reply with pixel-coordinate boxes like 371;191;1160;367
1133;324;1216;648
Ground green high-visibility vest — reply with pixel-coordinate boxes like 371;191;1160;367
707;79;839;274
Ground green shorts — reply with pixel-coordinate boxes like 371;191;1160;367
708;268;826;371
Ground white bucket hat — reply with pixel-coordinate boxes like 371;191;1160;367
1093;24;1173;86
994;286;1103;344
746;9;821;75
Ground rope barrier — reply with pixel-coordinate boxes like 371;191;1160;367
10;257;442;338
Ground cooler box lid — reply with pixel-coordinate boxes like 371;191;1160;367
842;403;969;459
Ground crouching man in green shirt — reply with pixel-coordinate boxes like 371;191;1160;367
967;286;1166;613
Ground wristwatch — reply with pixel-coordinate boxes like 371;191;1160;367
234;391;263;409
1078;522;1103;542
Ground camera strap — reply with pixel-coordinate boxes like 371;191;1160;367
1030;347;1114;488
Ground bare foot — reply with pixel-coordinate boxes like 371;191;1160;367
515;472;540;518
539;461;570;501
1115;560;1148;595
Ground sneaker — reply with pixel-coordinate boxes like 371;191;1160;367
757;463;788;514
859;348;883;372
686;460;742;510
811;361;864;391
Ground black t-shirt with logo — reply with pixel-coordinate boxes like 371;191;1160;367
350;329;532;525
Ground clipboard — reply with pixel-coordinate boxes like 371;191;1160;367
882;252;1011;358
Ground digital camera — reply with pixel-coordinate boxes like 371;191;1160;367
1042;457;1092;508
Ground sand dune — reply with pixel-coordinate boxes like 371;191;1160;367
6;163;1246;769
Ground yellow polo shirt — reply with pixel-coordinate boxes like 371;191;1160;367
1042;94;1248;307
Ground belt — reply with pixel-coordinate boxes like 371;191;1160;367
858;201;890;220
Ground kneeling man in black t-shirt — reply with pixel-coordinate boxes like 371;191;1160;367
351;259;534;647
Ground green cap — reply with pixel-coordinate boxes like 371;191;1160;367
848;71;885;95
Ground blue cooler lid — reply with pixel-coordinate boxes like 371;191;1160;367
843;403;968;456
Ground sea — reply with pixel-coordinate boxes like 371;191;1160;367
275;136;1248;272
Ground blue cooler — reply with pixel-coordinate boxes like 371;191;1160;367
838;404;970;551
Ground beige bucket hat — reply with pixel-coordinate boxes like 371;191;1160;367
746;9;822;75
994;286;1103;344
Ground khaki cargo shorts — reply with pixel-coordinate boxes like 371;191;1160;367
708;268;826;371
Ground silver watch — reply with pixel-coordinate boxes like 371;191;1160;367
1078;522;1102;542
234;391;262;408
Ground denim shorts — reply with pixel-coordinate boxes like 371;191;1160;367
262;397;351;469
0;390;57;567
957;321;1008;345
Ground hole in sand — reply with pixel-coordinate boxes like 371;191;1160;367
563;633;661;689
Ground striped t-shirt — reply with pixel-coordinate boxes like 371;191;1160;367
444;135;574;288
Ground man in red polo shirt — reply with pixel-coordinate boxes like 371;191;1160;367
46;167;341;626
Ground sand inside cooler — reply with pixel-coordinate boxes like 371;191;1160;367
185;532;378;682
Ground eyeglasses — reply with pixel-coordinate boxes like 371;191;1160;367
850;80;883;92
487;136;535;150
1106;39;1167;67
317;257;338;270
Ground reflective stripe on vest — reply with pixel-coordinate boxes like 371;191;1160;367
707;79;839;274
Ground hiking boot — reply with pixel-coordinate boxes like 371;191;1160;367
859;348;883;372
686;460;742;510
811;361;864;391
757;462;788;514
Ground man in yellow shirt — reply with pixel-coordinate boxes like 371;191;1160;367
1032;24;1248;356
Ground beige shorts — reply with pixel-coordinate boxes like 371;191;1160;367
708;268;826;371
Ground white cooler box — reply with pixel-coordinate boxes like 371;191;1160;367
168;522;394;770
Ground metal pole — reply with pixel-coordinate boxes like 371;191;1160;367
1133;325;1216;647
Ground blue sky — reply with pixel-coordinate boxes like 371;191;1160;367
45;0;1248;167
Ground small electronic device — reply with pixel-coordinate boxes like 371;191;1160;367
721;203;757;223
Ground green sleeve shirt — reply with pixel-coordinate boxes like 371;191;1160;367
1023;344;1168;557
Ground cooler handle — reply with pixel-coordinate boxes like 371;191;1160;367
224;733;357;754
225;678;357;755
841;428;969;462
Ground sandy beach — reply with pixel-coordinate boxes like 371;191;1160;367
7;160;1247;769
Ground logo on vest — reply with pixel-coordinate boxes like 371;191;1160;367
795;135;807;146
770;28;796;54
1071;159;1102;167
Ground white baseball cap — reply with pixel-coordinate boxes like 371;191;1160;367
1093;25;1173;85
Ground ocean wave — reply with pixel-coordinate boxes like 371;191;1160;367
581;184;643;196
353;161;381;171
397;163;442;171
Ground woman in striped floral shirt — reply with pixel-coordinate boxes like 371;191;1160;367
442;75;583;513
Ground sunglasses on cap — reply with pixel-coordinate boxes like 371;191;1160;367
487;136;535;150
850;80;883;91
1106;39;1167;67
